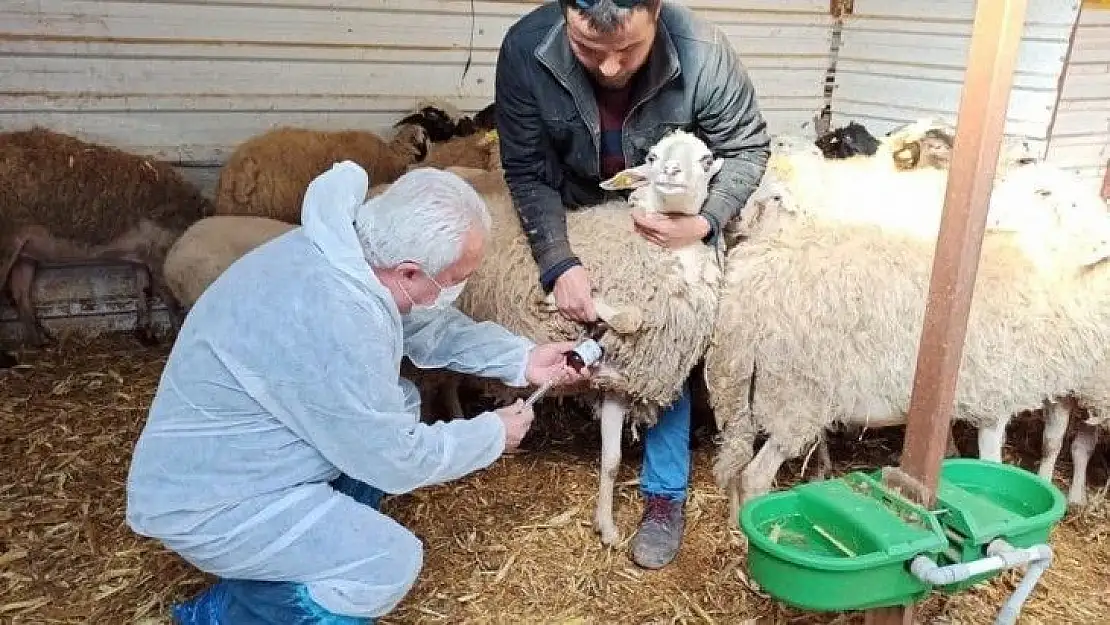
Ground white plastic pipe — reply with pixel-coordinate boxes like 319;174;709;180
908;538;1053;625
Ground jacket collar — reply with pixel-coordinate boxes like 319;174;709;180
535;12;681;106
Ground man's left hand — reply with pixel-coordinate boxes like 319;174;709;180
525;341;593;387
631;210;711;249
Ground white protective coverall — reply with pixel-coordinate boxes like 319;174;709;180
125;162;536;618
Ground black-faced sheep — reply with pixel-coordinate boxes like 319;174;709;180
0;126;212;346
212;124;429;224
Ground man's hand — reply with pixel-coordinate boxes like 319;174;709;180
631;210;711;249
552;265;597;322
525;341;593;387
496;399;535;453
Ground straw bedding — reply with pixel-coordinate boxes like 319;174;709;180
1;332;1107;623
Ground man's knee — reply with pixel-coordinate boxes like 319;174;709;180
307;532;424;619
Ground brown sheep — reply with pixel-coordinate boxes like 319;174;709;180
0;126;212;346
412;130;501;172
212;124;430;224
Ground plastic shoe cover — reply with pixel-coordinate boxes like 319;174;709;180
171;578;371;625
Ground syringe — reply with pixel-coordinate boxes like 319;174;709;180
521;337;604;408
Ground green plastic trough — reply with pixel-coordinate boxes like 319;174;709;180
739;458;1067;613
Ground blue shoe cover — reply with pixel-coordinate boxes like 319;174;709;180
171;579;371;625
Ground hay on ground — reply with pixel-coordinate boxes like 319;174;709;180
1;333;1107;624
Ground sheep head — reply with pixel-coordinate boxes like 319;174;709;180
391;124;431;163
394;106;457;142
598;129;723;216
814;121;881;159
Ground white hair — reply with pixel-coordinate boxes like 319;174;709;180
354;167;492;276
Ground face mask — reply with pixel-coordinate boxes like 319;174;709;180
400;274;466;313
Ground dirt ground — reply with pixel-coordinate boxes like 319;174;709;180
1;334;1108;624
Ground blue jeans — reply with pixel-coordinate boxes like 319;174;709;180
171;474;385;625
639;379;692;502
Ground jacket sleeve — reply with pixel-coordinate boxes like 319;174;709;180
401;306;535;388
494;34;582;291
694;33;772;244
257;303;507;495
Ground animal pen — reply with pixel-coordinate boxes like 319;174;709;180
2;0;1110;623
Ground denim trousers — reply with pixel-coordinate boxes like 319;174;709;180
639;379;692;502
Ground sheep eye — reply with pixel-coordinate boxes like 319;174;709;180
646;153;657;164
700;153;714;171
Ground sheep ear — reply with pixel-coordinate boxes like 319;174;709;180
600;164;651;191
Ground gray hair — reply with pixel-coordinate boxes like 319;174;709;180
561;0;661;34
354;168;491;277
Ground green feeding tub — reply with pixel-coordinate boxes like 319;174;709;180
928;459;1067;592
740;471;948;612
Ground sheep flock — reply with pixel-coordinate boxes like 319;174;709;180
2;99;1108;562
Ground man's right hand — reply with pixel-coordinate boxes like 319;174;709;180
552;265;597;323
496;399;535;453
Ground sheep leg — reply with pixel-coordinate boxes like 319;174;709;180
945;430;961;457
1037;400;1071;482
594;394;628;546
150;267;186;335
8;259;52;346
441;375;465;418
741;435;792;504
813;436;833;481
132;265;159;347
976;418;1007;462
1067;423;1099;507
540;293;642;335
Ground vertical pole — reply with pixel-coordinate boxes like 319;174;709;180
863;0;1030;623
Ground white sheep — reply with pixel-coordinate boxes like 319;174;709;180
392;131;726;546
162;215;296;311
705;173;1110;526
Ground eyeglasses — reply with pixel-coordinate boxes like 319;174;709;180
574;0;646;9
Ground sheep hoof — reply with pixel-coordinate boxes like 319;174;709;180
607;306;643;335
594;517;619;546
133;326;160;347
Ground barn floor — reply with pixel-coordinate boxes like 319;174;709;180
2;334;1108;624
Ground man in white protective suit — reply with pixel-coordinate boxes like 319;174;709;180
125;161;591;624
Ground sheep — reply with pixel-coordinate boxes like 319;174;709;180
375;131;725;546
393;100;496;140
212;124;429;224
705;171;1110;527
162;215;296;311
813;121;882;160
0;126;211;347
414;130;502;172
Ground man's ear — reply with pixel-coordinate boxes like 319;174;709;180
707;157;724;178
600;163;652;191
395;261;422;281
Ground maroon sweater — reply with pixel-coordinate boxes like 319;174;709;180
594;83;632;179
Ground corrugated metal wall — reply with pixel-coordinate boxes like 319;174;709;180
1;0;831;169
829;0;1082;157
0;0;1097;341
1046;1;1110;196
0;0;833;340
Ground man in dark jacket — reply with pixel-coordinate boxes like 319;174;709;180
494;0;770;569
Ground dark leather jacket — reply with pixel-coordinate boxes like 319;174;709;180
494;1;771;290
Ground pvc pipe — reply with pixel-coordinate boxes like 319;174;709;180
988;539;1053;625
908;539;1053;625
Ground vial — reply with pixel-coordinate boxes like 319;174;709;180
566;338;604;372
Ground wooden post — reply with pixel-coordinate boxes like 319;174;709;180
863;0;1030;623
1100;159;1109;201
